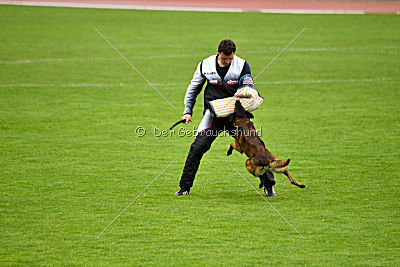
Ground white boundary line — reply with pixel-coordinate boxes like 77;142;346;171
0;54;209;64
1;1;397;14
260;9;365;14
0;1;243;12
2;46;399;64
0;78;394;88
0;57;120;64
256;77;394;85
0;83;127;87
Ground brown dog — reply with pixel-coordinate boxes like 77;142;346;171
227;101;306;189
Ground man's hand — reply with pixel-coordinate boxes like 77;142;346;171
181;114;192;124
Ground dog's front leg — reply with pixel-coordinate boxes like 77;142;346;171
234;138;243;154
227;144;234;156
227;141;243;156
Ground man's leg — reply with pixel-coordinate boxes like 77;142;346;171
178;132;217;191
256;137;277;197
176;111;218;195
261;172;277;197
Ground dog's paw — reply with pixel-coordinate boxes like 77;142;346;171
227;147;233;156
300;184;306;189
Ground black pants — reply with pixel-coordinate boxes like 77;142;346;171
179;116;275;190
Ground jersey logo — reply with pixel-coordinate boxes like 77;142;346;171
226;80;238;85
240;75;254;86
204;71;217;75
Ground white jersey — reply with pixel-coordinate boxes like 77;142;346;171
183;54;247;115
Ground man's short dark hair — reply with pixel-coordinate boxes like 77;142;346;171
218;39;236;55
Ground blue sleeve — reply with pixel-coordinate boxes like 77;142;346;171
240;61;251;77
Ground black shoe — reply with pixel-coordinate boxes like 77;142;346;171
174;188;190;196
264;186;277;197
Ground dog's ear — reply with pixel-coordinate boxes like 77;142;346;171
228;112;237;124
246;112;254;119
234;100;243;110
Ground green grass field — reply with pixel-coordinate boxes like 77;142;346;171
1;5;399;265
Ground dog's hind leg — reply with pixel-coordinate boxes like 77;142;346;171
280;168;306;188
270;159;290;169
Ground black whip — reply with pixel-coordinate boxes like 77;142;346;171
170;119;191;130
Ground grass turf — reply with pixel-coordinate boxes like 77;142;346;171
0;5;399;265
